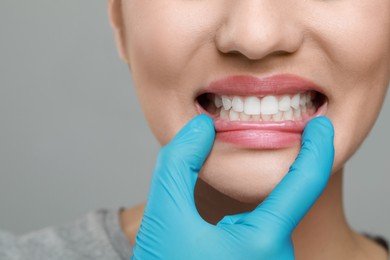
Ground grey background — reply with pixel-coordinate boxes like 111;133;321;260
0;0;389;242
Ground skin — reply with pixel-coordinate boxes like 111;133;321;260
108;0;390;259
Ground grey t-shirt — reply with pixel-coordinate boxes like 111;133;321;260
0;209;133;260
1;209;388;259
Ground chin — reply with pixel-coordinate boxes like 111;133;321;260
198;140;301;204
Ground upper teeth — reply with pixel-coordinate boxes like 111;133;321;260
231;96;244;112
278;95;291;111
243;96;261;115
261;96;279;115
214;92;315;121
221;95;232;110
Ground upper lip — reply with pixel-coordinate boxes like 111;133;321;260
200;73;325;96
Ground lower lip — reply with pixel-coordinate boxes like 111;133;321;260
217;129;301;149
196;103;327;149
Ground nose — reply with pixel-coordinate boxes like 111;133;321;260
215;1;303;60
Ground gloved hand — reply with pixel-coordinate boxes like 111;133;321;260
132;114;334;260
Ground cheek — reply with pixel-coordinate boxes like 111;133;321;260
124;2;219;85
330;81;388;175
310;1;390;78
122;2;221;146
306;1;390;173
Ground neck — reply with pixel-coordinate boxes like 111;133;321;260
291;168;357;259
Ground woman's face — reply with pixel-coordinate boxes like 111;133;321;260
111;1;390;203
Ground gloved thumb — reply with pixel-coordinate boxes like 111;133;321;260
240;116;334;236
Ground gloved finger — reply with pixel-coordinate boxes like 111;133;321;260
151;114;215;213
217;212;250;226
242;116;335;236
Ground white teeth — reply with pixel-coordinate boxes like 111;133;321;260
213;91;316;122
222;96;232;110
229;110;240;121
300;94;307;106
251;114;261;121
278;95;291;111
243;96;261;115
261;114;272;121
291;94;300;109
214;96;223;108
284;108;293;120
232;96;244;112
261;95;278;115
273;111;283;122
220;108;229;120
294;108;302;120
240;112;251;121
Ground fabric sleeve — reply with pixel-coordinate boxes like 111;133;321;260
0;209;133;260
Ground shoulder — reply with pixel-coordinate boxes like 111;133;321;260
363;233;389;253
358;233;389;260
0;209;132;260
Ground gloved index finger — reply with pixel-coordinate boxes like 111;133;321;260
242;116;335;236
149;114;215;214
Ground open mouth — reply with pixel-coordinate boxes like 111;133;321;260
194;74;328;149
196;90;327;123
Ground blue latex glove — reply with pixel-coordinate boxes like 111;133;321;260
132;114;334;260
